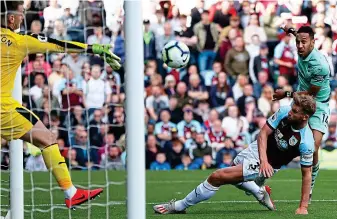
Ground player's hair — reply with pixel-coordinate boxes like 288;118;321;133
297;26;315;40
0;1;24;24
293;93;316;117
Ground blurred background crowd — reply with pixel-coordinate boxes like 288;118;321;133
2;0;337;171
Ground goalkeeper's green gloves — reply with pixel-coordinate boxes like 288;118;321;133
92;44;121;70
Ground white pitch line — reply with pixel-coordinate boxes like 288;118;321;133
0;179;337;186
1;199;337;207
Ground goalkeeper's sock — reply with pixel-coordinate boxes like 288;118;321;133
310;162;320;196
235;181;263;200
42;144;77;198
175;180;219;211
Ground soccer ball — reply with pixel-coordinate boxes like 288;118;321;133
162;40;190;69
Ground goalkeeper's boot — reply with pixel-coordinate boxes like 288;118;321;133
257;185;276;211
65;188;103;208
153;199;186;214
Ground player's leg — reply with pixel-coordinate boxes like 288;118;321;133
20;119;103;208
153;164;243;214
308;104;329;202
1;103;102;208
310;129;323;201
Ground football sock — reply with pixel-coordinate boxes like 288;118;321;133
42;144;76;198
235;181;263;200
175;180;219;211
310;162;320;195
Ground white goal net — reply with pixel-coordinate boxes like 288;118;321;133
0;0;130;218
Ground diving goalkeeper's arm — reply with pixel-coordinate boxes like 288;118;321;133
17;33;121;70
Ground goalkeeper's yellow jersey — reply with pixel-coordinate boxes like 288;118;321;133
0;27;88;97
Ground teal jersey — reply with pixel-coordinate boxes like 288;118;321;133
297;48;331;102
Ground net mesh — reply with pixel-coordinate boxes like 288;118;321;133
1;1;126;218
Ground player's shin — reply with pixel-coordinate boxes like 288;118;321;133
42;143;76;198
310;161;320;199
174;179;219;211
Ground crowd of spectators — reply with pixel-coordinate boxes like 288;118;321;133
2;0;337;171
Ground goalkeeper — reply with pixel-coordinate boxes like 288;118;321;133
1;1;121;208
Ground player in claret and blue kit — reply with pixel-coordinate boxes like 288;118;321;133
153;93;316;215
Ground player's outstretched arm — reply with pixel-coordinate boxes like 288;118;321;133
17;34;121;70
273;85;321;101
296;166;311;215
257;123;274;178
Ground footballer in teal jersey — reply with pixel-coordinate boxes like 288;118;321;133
273;25;331;203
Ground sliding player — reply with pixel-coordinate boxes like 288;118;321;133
153;94;315;215
273;25;331;201
1;1;121;208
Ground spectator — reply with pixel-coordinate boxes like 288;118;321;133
168;96;182;124
253;71;273;98
61;5;82;29
258;85;274;117
84;65;112;115
58;68;84;109
110;110;125;141
30;20;42;34
48;60;63;88
237;84;256;116
224;37;250;80
146;135;161;169
72;129;99;169
166;140;184;168
232;74;249;101
174;81;191;109
190;0;205;28
203;61;223;88
29;73;45;102
87;26;111;45
49;19;71;41
175;154;199;170
62;53;89;78
146;85;169;121
274;34;297;85
239;1;251;28
150;153;171;170
164;75;176;97
100;145;124;170
89;109;104;147
26;53;52;76
217;152;233;168
200;154;216;169
113;29;125;64
243;13;267;45
189;132;212;166
188;74;209;106
203;109;219;131
143;20;157;61
210;72;233;107
222;105;249;141
98;132;115;163
251;43;273;84
215;137;237;164
154;110;177;147
212;1;232;30
193;10;219;72
168;5;181;31
43;0;63;31
35;85;60;110
177;105;202;144
206;119;227;153
262;3;280;41
66;149;82;170
251;116;267;142
175;14;198;65
156;22;175;76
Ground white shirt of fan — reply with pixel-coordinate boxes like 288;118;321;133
84;78;112;108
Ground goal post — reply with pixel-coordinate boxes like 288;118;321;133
9;68;24;219
124;0;146;219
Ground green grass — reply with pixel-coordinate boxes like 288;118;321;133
1;169;337;218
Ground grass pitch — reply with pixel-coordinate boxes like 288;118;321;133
1;169;337;219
